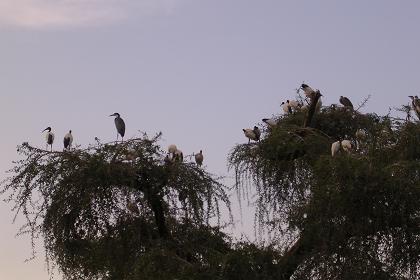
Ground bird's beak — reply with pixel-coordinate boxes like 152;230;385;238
42;128;47;132
109;114;115;117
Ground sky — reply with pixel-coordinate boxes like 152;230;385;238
0;0;419;279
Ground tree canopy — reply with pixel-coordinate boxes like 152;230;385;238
2;94;420;279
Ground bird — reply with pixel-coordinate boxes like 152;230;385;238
281;102;292;114
287;100;300;111
63;130;73;150
331;141;341;157
174;149;183;162
262;118;277;128
109;113;125;142
195;150;204;166
301;84;316;99
42;127;54;151
253;126;261;141
168;144;178;155
339;96;354;109
408;96;420;118
243;128;257;143
341;140;352;152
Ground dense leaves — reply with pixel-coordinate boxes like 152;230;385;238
229;106;420;279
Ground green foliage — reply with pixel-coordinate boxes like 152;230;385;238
229;106;420;279
2;134;233;279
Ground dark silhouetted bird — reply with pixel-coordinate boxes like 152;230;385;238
110;113;125;142
339;96;353;109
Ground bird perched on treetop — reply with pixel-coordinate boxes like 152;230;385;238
110;113;125;142
262;118;277;128
243;126;260;143
301;84;316;99
43;127;54;151
339;96;354;109
281;101;292;114
195;150;204;166
63;130;73;150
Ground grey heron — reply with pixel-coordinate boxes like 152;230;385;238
254;126;261;141
195;150;204;166
63;130;73;150
174;149;183;162
110;113;125;142
339;96;353;109
42;127;54;151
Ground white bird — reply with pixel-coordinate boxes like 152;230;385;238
331;141;341;157
281;102;292;114
287;100;300;111
262;118;277;128
341;140;352;152
301;84;316;99
195;150;204;166
174;149;183;162
243;128;257;143
43;127;54;151
109;113;126;142
63;130;73;150
168;144;178;155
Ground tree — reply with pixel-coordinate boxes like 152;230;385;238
2;133;232;279
2;94;420;280
229;95;420;279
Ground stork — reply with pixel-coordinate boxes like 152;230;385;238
168;144;178;155
109;113;125;142
355;129;367;140
42;127;54;151
287;100;300;111
339;96;353;109
281;102;292;114
195;150;204;166
341;140;352;152
243;128;258;143
262;118;277;128
331;141;341;157
63;130;73;150
301;84;316;99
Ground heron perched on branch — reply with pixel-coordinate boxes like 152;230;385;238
63;130;73;150
110;113;125;142
339;96;353;109
42;127;54;151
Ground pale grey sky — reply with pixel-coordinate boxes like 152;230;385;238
0;1;418;279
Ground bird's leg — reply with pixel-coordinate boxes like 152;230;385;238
116;133;119;143
46;144;48;151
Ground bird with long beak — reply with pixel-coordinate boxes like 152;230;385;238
43;127;54;151
109;113;126;142
63;130;73;150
